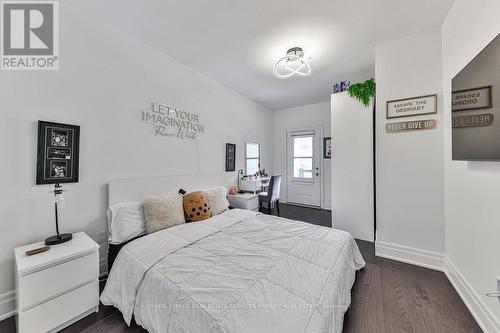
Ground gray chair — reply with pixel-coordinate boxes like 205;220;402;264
258;175;282;216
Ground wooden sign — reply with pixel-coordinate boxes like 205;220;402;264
386;94;437;119
452;86;492;111
386;119;436;133
452;113;494;128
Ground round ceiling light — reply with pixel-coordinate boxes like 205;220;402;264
273;47;311;79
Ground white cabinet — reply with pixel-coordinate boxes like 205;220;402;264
331;92;374;241
228;193;259;211
15;232;100;333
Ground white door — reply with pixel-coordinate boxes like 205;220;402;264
286;128;322;207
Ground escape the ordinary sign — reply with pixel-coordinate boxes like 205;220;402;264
386;119;436;133
142;103;205;139
386;94;437;119
452;86;492;112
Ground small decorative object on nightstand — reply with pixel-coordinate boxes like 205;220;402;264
15;232;99;333
227;192;259;211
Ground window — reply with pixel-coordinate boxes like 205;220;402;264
293;136;313;180
245;142;260;176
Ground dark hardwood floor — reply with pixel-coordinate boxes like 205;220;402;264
343;240;482;333
276;202;332;227
0;204;482;333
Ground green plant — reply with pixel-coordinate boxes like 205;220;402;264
347;78;375;107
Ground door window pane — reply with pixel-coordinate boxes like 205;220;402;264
293;158;313;178
292;135;313;179
293;136;313;157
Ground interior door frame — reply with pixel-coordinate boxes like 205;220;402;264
285;126;324;209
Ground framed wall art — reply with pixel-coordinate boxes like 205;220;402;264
36;121;80;184
225;143;236;171
386;94;437;119
323;137;332;159
452;86;492;112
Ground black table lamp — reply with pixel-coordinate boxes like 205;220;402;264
45;184;72;245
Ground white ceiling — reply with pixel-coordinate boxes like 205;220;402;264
69;0;454;110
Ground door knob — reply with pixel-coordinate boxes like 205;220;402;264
315;173;320;176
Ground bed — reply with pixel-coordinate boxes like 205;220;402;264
100;175;365;333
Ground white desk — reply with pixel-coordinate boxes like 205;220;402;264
239;176;270;194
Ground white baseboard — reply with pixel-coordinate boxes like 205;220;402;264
375;240;445;271
0;290;15;321
444;257;500;333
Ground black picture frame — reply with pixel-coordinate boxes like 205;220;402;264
323;137;332;159
225;143;236;171
36;121;80;185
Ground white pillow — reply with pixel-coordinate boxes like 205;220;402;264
143;193;185;233
107;201;145;245
204;186;229;216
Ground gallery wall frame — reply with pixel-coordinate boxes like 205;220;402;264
386;94;437;119
36;121;80;185
225;143;236;172
323;137;332;159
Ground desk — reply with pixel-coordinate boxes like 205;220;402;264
239;176;270;194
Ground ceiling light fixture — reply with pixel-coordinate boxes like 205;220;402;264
273;47;311;79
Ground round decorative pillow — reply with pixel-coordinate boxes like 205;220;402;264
183;191;211;222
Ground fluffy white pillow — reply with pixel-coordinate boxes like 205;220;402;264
143;193;185;234
107;201;145;245
204;186;229;216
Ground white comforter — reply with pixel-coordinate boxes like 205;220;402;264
101;209;365;333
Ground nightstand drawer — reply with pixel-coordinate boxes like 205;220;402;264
18;280;98;333
18;251;98;310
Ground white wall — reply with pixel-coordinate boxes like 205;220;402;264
442;0;500;331
331;92;374;241
273;101;331;209
0;3;273;319
375;27;445;264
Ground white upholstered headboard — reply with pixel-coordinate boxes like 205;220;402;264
108;173;235;207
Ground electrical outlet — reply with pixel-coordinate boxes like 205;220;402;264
97;230;106;243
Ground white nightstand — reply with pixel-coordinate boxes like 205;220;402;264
14;232;100;333
228;193;259;211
